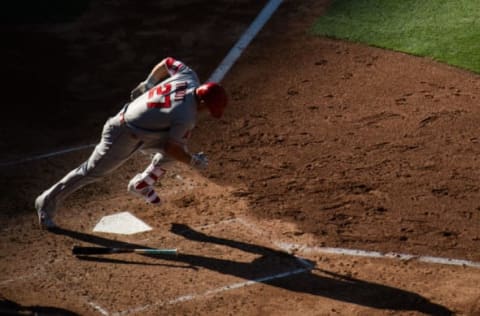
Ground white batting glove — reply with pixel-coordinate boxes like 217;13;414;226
190;152;209;170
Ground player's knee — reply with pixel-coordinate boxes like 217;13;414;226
78;161;104;180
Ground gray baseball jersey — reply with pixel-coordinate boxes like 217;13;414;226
35;58;200;217
123;57;200;145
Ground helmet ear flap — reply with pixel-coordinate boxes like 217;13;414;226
197;82;228;118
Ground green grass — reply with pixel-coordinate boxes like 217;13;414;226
311;0;480;73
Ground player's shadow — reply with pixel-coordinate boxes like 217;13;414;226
164;224;453;316
0;298;80;316
60;224;453;316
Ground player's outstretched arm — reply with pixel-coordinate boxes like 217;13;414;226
130;58;171;100
164;139;208;170
145;59;171;86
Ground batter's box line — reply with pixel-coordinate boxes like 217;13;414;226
82;212;480;316
233;217;314;269
90;217;314;316
88;302;110;316
109;268;311;316
234;217;480;269
276;243;480;269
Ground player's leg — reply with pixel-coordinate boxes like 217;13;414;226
35;116;142;228
128;152;173;204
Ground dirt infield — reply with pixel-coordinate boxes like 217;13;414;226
1;0;480;315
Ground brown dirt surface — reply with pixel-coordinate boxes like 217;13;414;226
1;1;479;315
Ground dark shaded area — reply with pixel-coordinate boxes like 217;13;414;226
50;226;165;249
58;224;453;316
0;0;267;222
0;0;91;24
268;269;454;316
0;1;475;314
2;31;73;130
0;0;267;157
0;298;80;316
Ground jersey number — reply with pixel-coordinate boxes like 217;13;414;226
147;82;187;109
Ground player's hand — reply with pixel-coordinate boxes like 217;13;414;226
190;152;209;170
130;81;148;100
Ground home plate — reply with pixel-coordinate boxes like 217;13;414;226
93;211;152;235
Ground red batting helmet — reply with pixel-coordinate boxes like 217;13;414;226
196;82;228;118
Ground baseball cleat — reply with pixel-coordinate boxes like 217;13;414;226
128;174;161;205
37;209;56;229
34;194;57;229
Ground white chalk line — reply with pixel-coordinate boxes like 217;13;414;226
82;218;480;315
113;268;310;316
10;0;480;313
88;302;110;316
2;0;286;307
232;217;312;268
234;217;480;269
92;216;311;316
0;257;112;316
207;0;284;83
275;242;480;269
112;214;480;316
112;218;315;316
0;270;45;286
0;256;67;286
0;144;96;167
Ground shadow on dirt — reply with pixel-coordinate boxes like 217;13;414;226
53;225;453;316
0;298;79;316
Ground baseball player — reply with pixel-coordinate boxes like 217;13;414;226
35;57;228;229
